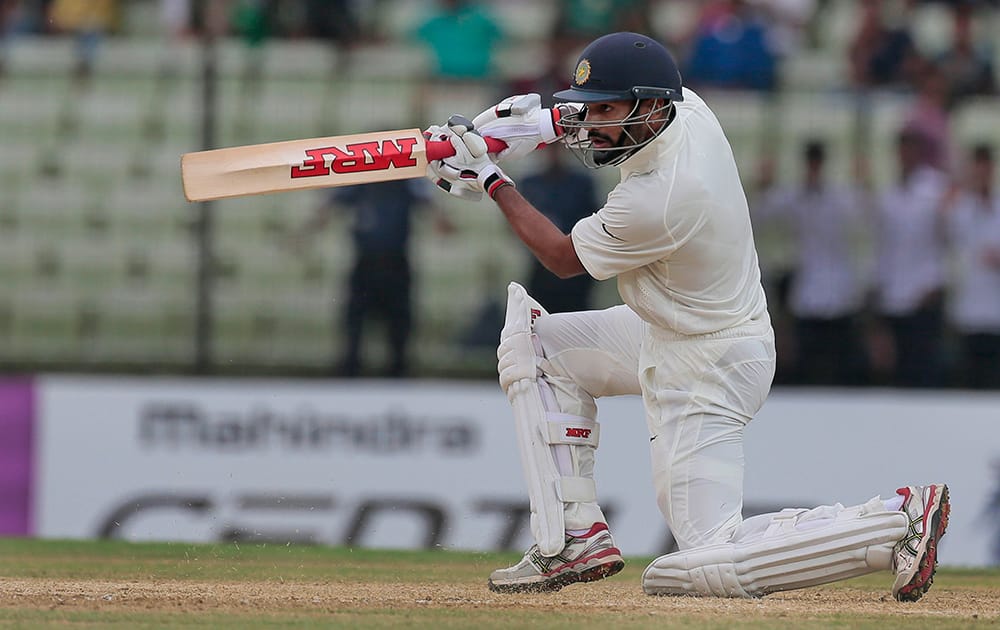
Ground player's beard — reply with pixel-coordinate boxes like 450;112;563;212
589;126;643;166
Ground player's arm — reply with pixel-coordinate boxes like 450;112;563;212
492;185;585;278
426;116;586;277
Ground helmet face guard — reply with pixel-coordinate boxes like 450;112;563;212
558;95;675;168
559;100;674;168
552;32;685;169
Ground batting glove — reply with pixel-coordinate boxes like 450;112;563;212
471;93;583;162
424;125;484;202
428;115;515;201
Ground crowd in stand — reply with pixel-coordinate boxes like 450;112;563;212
746;0;1000;389
754;134;1000;390
0;0;997;388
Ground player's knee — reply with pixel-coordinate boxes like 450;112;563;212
531;312;567;355
651;477;743;550
670;515;741;551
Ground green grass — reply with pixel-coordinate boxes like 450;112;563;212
0;538;509;582
1;538;998;629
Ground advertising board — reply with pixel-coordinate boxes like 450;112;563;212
31;376;1000;566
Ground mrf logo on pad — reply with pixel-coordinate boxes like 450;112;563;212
291;137;420;178
566;427;592;439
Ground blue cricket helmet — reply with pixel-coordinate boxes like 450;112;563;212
553;32;684;104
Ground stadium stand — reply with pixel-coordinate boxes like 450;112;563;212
0;0;996;380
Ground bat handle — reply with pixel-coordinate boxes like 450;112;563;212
425;136;509;162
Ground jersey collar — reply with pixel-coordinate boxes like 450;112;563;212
618;97;686;178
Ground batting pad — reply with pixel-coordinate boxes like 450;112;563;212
507;380;599;556
642;501;907;598
499;283;600;557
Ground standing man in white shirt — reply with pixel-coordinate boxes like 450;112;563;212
873;129;950;388
942;143;1000;389
425;32;948;601
754;139;870;385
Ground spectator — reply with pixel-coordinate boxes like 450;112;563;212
519;148;600;314
2;0;47;37
302;0;360;75
871;128;950;387
935;2;997;106
413;0;503;80
292;179;453;378
263;0;359;74
553;0;652;49
682;0;781;92
752;0;817;58
229;0;270;48
753;139;871;385
159;0;191;39
48;0;117;82
458;258;505;350
900;63;954;171
940;143;1000;389
847;0;923;90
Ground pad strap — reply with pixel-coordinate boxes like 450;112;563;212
557;477;597;504
545;414;600;447
546;414;599;503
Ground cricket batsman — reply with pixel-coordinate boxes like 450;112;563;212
424;32;949;600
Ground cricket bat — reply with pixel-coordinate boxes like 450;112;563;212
181;129;508;202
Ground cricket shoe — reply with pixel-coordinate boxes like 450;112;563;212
488;522;624;593
892;483;950;602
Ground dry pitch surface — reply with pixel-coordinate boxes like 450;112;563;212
1;539;997;628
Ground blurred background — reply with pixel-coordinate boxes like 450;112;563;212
0;0;995;386
0;0;999;565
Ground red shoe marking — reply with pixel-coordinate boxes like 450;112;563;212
543;547;623;577
922;486;937;532
578;522;610;537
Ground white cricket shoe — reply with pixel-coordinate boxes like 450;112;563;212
488;522;625;593
892;484;950;602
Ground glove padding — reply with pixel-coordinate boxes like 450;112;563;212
425;125;483;201
427;115;514;201
471;93;582;162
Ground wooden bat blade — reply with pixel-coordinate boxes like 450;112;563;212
181;129;430;202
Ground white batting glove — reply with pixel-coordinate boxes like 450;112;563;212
471;94;583;162
429;115;515;200
425;125;484;202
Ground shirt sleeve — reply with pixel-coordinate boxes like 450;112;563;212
571;175;706;280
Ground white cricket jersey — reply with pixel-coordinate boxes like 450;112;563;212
875;166;949;315
946;192;1000;332
571;88;769;336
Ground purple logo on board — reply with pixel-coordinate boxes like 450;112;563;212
0;378;33;536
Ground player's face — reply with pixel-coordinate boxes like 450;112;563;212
560;97;672;168
582;99;667;165
583;100;636;150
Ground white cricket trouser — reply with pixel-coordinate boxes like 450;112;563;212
534;304;775;547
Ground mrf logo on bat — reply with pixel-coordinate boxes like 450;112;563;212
290;137;420;178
